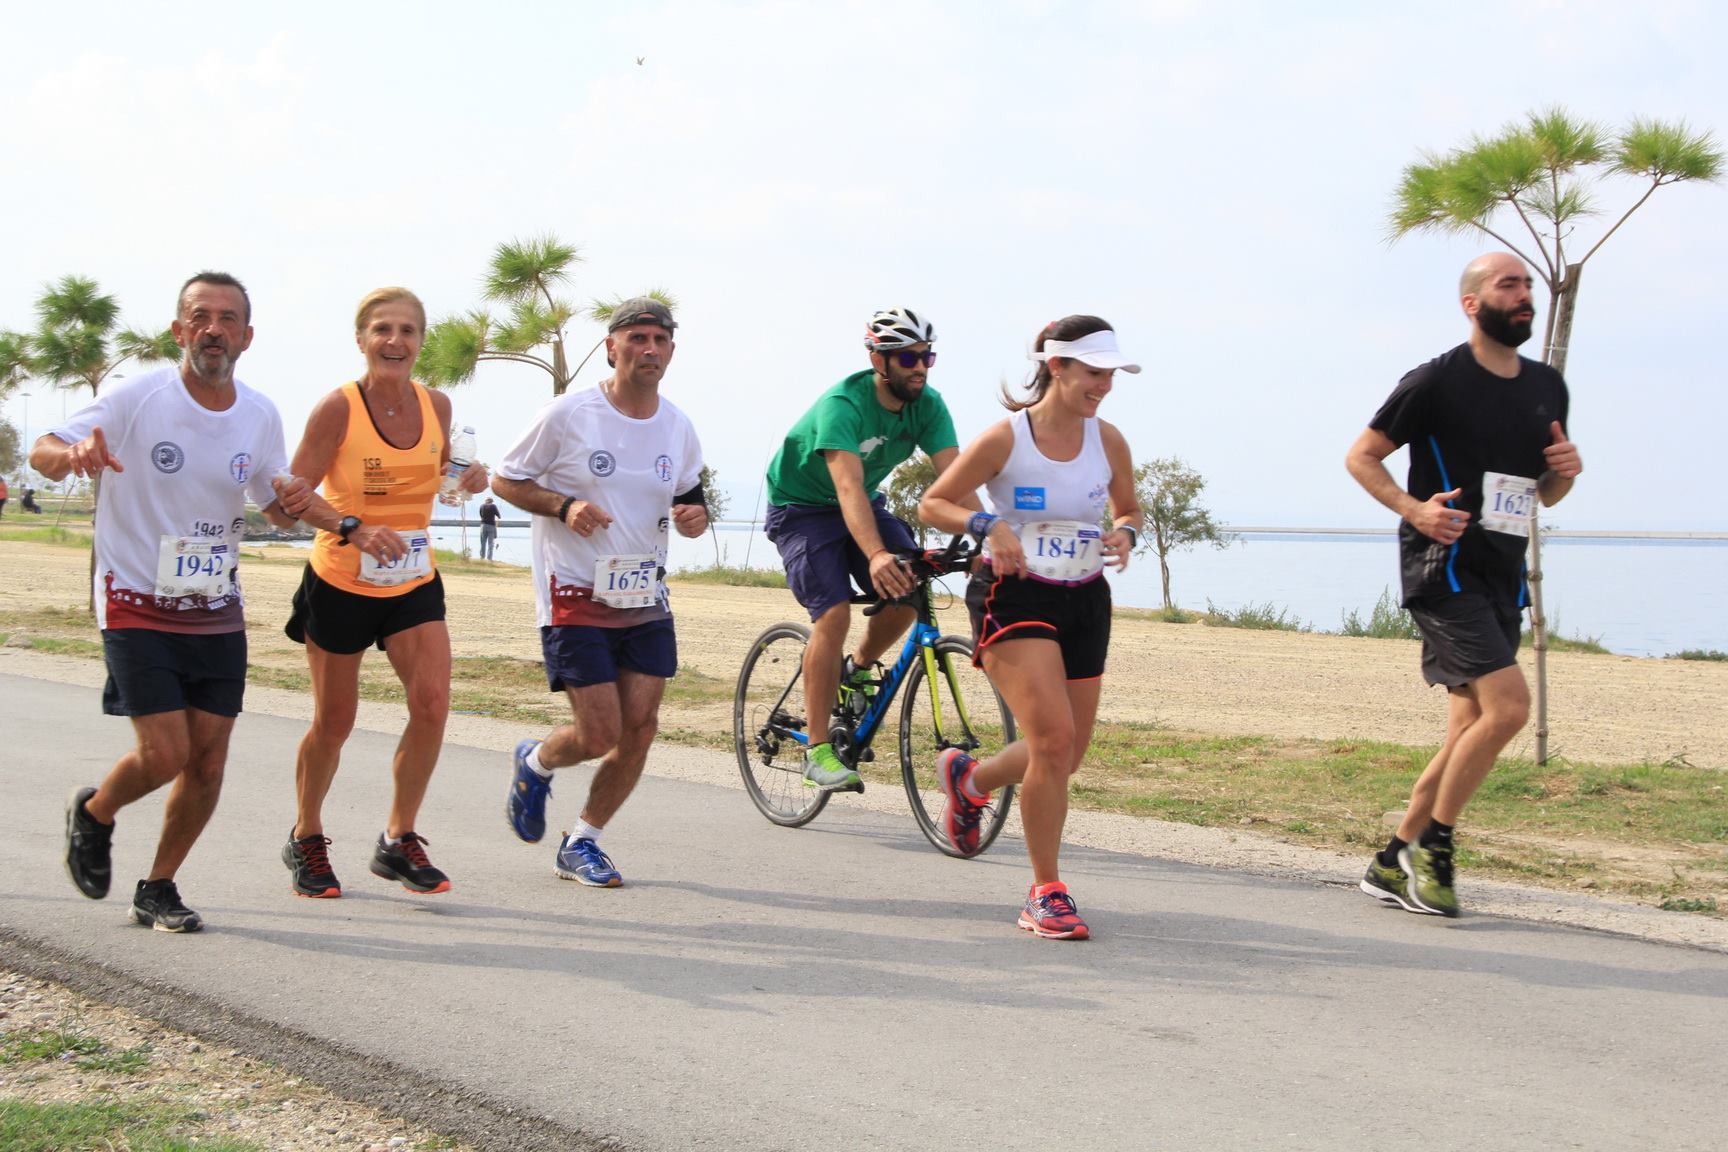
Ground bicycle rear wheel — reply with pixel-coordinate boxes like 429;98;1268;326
899;636;1016;858
734;621;830;827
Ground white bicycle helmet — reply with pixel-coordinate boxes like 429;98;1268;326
864;306;936;351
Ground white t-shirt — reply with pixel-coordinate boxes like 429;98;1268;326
498;385;705;628
50;366;289;632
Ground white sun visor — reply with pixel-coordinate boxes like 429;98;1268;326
1028;329;1142;373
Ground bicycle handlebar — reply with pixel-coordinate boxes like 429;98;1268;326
859;535;978;616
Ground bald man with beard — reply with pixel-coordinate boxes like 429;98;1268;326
1345;252;1585;919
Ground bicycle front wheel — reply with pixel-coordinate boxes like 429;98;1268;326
734;621;830;827
899;636;1017;858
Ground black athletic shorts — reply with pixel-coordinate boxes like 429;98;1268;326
965;565;1111;681
101;628;247;718
284;564;447;655
1407;592;1522;688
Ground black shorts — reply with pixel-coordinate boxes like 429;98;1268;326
541;619;678;691
1407;592;1522;688
101;628;248;718
965;566;1111;681
284;564;447;655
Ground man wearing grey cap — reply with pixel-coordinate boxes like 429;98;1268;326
493;297;708;888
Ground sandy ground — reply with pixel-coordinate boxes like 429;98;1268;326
6;540;1718;769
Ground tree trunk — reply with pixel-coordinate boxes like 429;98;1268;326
1528;262;1581;765
1158;553;1172;610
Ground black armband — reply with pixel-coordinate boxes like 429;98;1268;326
556;496;576;523
673;481;706;507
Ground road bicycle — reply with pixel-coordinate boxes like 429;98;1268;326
733;536;1017;858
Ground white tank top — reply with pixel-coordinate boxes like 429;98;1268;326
983;410;1113;584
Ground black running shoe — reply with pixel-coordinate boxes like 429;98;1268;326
369;832;451;894
282;831;342;898
129;879;203;933
65;786;114;900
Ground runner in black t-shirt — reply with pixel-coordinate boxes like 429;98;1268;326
1344;251;1584;918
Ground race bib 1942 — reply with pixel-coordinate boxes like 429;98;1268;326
593;553;661;609
1019;520;1104;584
1480;472;1538;538
154;536;234;602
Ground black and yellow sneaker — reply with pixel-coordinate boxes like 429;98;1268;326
129;879;202;933
1359;855;1421;913
1399;842;1460;918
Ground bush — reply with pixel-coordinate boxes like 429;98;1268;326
1669;649;1728;662
1203;599;1307;632
1339;587;1420;639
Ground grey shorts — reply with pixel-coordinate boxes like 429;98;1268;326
1407;593;1522;688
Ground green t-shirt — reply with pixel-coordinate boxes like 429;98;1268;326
765;370;960;507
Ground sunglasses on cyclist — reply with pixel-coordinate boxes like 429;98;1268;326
887;350;937;368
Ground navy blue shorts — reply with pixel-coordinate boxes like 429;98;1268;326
764;497;918;621
541;618;678;691
101;628;248;718
1407;593;1522;688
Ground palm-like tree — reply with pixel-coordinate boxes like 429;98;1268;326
1388;107;1722;763
416;234;675;396
1388;108;1721;375
29;275;178;398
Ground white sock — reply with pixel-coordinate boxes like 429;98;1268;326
961;767;990;803
525;744;553;778
383;832;402;847
573;819;604;844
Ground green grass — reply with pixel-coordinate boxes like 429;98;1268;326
1521;615;1609;655
1338;587;1421;640
0;1026;154;1075
0;524;89;546
1660;896;1720;914
1203;599;1307;632
671;564;788;588
0;1099;264;1152
1670;649;1728;662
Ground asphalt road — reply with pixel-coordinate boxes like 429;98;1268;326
3;672;1725;1151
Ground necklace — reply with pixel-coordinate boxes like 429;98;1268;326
363;378;407;417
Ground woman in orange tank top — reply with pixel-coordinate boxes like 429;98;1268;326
279;287;489;901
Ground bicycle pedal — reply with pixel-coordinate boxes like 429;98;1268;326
859;748;875;762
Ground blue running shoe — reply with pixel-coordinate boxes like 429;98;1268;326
507;739;552;843
554;836;622;888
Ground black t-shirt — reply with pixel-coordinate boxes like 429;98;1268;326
1370;343;1569;605
479;502;500;526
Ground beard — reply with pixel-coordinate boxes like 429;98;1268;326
1477;301;1535;348
884;367;926;405
186;343;235;382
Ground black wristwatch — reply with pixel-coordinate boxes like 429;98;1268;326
336;516;362;546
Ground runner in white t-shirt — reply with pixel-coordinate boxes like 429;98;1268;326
494;297;708;888
32;272;321;934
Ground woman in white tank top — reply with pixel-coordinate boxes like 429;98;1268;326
920;316;1145;941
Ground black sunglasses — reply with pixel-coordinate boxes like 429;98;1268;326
889;350;937;368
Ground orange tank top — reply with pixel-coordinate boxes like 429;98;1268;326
309;381;445;597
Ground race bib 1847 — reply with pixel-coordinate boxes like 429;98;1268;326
1020;520;1104;584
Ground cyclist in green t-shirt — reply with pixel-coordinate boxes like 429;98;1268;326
763;307;969;791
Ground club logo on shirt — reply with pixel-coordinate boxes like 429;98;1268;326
1013;486;1046;511
229;453;252;484
859;436;888;457
152;442;186;474
655;454;673;482
590;451;616;477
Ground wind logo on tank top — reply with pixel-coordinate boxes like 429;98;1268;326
1013;486;1046;511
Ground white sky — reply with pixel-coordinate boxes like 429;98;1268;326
3;0;1723;529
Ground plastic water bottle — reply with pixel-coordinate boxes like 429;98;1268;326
439;426;476;506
